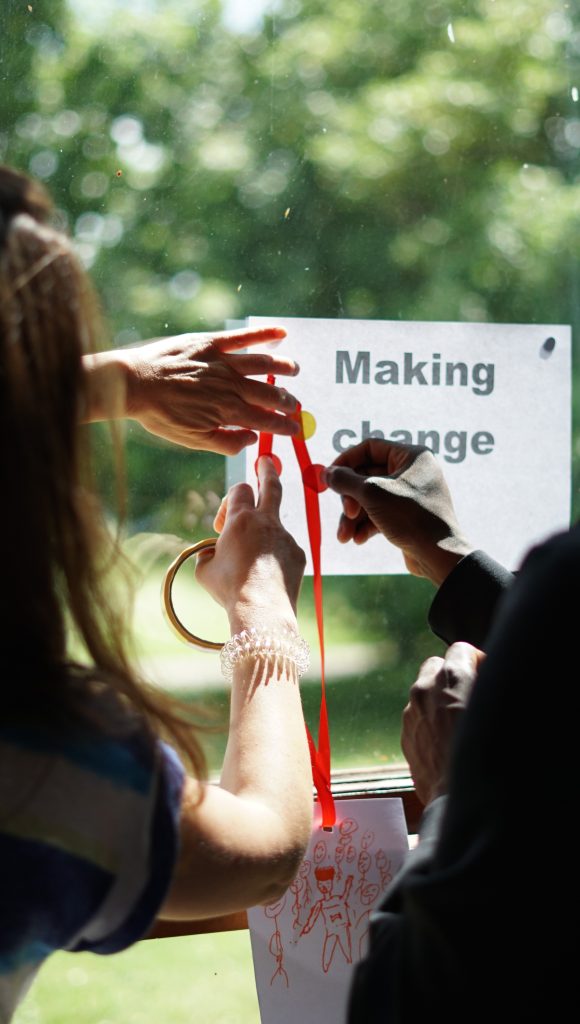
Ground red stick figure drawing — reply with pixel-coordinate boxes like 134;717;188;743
355;849;372;897
265;895;289;987
300;866;354;973
314;840;327;865
334;841;346;881
361;829;375;851
299;859;312;907
355;882;380;959
338;818;359;844
290;874;307;930
375;849;393;890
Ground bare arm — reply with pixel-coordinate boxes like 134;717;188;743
159;458;312;919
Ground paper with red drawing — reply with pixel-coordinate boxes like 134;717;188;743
247;798;408;1024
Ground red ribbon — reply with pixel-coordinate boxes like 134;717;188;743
256;379;336;828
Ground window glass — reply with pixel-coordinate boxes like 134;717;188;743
4;0;578;1020
2;0;577;775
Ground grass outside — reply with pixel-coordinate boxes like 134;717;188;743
14;934;261;1024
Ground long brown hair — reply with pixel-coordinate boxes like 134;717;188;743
0;166;206;779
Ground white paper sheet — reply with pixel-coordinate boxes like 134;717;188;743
231;317;571;573
248;797;408;1024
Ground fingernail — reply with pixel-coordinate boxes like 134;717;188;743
258;453;282;475
292;361;300;374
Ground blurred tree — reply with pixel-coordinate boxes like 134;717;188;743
0;1;68;139
3;1;577;338
1;0;578;668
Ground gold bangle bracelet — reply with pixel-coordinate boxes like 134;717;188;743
161;538;224;650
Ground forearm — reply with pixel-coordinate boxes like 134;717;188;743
160;642;312;918
81;350;130;421
428;550;514;648
219;602;313;871
163;458;313;916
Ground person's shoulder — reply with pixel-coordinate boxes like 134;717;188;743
1;671;158;796
492;523;579;641
519;522;580;578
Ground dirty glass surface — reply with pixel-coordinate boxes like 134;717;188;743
3;1;578;1020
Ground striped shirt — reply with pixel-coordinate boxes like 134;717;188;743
0;697;184;1022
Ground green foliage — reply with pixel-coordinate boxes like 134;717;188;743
4;1;578;326
2;0;579;664
4;6;578;1018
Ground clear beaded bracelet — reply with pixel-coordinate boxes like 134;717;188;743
220;626;310;683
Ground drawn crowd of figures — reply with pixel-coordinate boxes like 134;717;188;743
264;816;393;985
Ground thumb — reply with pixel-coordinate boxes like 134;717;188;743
324;464;367;501
213;494;228;533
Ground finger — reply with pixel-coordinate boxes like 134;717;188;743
443;642;485;682
352;517;379;545
336;505;377;545
229;405;301;436
324;464;369;502
212;327;287;353
337;512;356;543
331;439;416;476
195;546;215;570
342;495;360;520
227;352;300;378
189;428;259;456
330;439;391;471
224;481;256;517
213;495;228;533
256;455;283;513
238;376;299;415
147;424;260;455
414;656;445;688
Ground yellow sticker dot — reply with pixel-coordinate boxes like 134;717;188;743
301;410;316;439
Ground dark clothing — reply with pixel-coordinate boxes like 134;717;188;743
349;529;577;1023
428;548;514;650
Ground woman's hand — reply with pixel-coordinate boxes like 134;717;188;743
196;455;306;633
159;456;312;921
82;326;301;455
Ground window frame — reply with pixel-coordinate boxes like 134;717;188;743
146;766;420;940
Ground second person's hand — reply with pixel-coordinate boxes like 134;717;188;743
401;642;484;806
324;439;473;585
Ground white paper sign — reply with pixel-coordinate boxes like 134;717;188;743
248;797;408;1024
232;316;571;574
